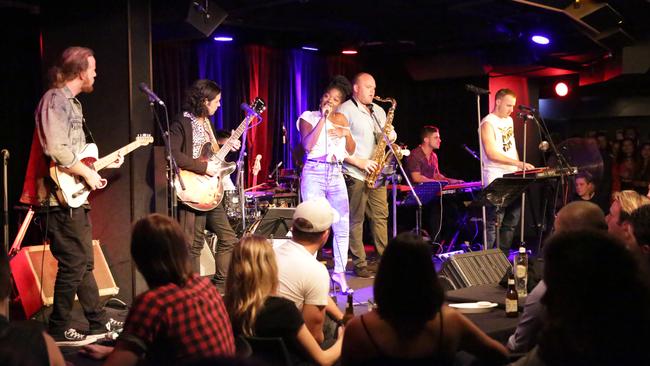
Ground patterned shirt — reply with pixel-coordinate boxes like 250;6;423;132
118;274;235;363
184;112;212;159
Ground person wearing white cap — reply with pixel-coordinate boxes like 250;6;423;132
274;198;347;346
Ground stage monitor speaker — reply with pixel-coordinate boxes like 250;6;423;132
251;208;294;239
438;249;510;290
10;240;119;319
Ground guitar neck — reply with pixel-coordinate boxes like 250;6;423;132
214;114;255;161
94;141;143;171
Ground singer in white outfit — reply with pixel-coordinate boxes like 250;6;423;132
297;75;355;294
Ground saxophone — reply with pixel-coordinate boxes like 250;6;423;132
365;96;402;188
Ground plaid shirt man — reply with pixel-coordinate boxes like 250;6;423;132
118;274;235;363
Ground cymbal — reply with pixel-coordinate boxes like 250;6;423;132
549;137;604;182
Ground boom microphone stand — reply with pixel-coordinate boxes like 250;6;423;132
465;84;490;251
369;113;422;237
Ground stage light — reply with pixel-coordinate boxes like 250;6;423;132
213;36;233;42
341;49;358;55
555;82;569;97
302;46;319;51
531;35;550;45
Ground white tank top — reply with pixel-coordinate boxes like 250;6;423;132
480;113;519;184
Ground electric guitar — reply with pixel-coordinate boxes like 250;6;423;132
175;97;266;211
251;154;262;191
50;134;154;208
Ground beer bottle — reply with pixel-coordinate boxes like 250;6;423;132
506;271;519;318
514;246;529;298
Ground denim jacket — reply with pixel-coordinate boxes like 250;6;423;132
21;86;87;206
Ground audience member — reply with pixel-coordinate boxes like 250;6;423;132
612;138;637;192
595;132;614;202
571;171;608;213
81;214;235;365
633;142;650;196
0;253;65;366
507;201;606;353
342;232;508;365
626;204;650;266
226;235;343;366
606;190;650;247
274;198;346;346
512;231;650;366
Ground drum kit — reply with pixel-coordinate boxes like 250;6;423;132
224;168;300;235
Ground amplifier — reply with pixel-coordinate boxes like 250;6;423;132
438;249;510;290
10;240;119;319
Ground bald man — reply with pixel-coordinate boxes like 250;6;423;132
507;201;607;353
339;72;396;278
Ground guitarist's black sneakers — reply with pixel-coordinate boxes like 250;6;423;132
52;328;96;346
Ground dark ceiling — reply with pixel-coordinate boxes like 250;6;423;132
152;0;650;77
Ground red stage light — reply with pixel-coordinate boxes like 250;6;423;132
554;82;569;97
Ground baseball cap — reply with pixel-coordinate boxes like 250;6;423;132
292;197;340;233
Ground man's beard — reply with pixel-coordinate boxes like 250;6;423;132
81;83;94;93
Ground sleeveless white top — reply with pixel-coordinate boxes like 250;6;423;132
480;113;519;184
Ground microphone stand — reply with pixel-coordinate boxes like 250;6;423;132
370;114;422;238
467;88;489;251
2;149;8;255
148;101;183;219
2;149;8;320
236;120;249;232
519;116;529;248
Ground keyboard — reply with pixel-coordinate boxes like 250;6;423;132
503;166;577;179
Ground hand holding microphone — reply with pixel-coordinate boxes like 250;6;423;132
321;103;332;118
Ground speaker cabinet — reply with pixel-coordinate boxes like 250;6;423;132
10;240;119;319
438;249;511;290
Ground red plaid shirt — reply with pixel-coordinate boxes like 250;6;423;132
118;274;235;363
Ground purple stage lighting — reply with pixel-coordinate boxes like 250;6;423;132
213;36;233;42
531;35;550;45
301;46;319;51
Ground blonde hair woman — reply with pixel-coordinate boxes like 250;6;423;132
226;235;343;366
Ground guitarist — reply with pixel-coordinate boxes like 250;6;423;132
170;79;240;290
20;47;124;345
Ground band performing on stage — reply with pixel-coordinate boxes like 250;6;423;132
5;35;650;365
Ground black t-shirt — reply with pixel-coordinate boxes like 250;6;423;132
254;296;307;363
0;315;49;366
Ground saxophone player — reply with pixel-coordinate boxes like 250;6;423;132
339;73;396;278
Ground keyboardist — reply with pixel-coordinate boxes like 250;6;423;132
406;125;464;243
406;125;463;185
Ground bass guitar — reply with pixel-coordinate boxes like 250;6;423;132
175;97;266;211
50;134;153;208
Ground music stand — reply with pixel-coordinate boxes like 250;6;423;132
471;177;534;251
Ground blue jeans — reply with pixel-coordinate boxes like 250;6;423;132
486;199;522;253
300;161;349;273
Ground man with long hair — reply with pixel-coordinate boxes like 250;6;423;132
170;79;240;289
20;46;123;345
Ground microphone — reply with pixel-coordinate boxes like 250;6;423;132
1;149;9;160
465;84;490;95
517;112;535;120
518;104;537;112
241;103;260;117
268;161;283;179
461;144;479;160
138;83;165;106
282;126;286;145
